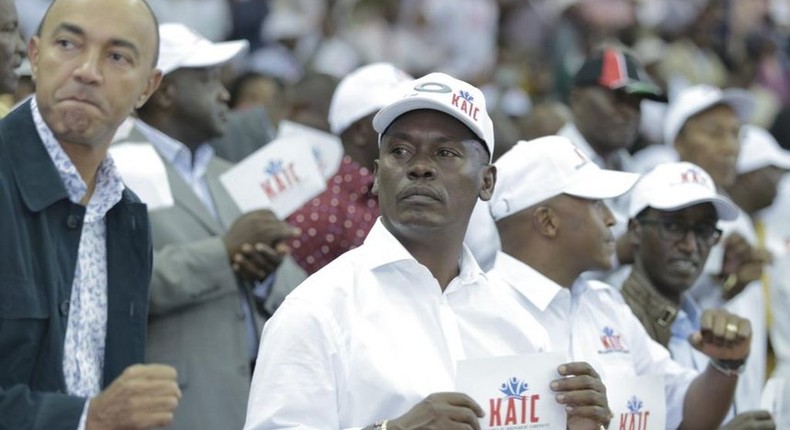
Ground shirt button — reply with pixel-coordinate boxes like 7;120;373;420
59;300;70;316
66;214;81;229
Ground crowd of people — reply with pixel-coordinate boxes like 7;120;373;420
2;0;790;429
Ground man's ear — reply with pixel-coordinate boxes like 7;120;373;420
135;69;164;109
144;78;176;110
627;218;642;249
478;165;496;201
532;205;559;238
371;159;380;196
28;37;40;82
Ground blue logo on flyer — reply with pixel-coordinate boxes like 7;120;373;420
260;159;301;199
488;377;542;428
618;395;650;430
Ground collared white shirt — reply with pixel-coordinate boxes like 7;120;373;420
244;219;550;430
135;119;218;218
669;296;708;373
489;252;697;430
32;97;125;400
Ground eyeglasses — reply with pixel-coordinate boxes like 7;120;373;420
637;218;722;247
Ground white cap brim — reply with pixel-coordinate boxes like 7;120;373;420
373;96;493;162
636;193;739;221
565;166;640;200
160;39;248;75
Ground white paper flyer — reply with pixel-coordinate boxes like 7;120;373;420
605;375;665;430
456;353;567;430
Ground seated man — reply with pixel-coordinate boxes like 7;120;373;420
489;136;754;430
622;161;775;429
244;73;610;430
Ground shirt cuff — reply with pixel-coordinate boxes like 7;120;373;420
76;399;91;430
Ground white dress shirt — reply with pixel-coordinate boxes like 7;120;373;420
244;219;550;430
489;252;697;430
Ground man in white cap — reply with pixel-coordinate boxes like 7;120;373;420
244;73;610;430
489;137;754;430
662;85;771;415
728;125;790;429
284;62;412;275
621;161;775;428
115;23;306;430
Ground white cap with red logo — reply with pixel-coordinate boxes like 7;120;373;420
373;72;495;162
628;161;739;220
489;136;639;221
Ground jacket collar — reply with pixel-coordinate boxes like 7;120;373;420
1;100;69;212
622;269;681;330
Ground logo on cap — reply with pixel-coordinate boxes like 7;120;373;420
451;90;480;122
678;168;709;187
599;49;629;89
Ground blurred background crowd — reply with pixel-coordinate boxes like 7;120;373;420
4;0;790;152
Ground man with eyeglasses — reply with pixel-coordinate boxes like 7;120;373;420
489;143;757;430
621;161;775;429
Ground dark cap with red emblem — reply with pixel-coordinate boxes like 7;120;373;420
573;48;666;102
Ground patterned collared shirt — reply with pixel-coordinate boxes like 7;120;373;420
31;98;125;397
286;155;379;274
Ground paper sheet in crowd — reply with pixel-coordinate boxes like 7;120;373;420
110;143;175;210
456;352;568;430
220;132;329;219
604;375;665;430
276;120;344;181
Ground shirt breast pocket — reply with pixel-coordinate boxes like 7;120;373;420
0;275;50;377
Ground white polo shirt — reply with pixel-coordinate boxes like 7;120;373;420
489;252;698;430
244;220;551;430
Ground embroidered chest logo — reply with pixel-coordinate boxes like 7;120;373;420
599;326;630;354
487;377;542;428
260;159;301;199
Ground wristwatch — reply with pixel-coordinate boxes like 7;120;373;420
372;420;388;430
710;358;746;377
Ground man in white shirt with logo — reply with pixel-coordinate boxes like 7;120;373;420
244;73;611;430
488;136;754;430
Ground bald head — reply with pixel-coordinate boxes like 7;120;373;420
29;0;163;149
37;0;160;67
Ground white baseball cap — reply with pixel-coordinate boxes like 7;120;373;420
628;161;739;220
373;72;495;162
737;125;790;174
157;23;249;76
663;84;755;146
328;63;412;135
489;136;639;221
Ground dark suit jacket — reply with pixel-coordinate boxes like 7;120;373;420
0;102;153;430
